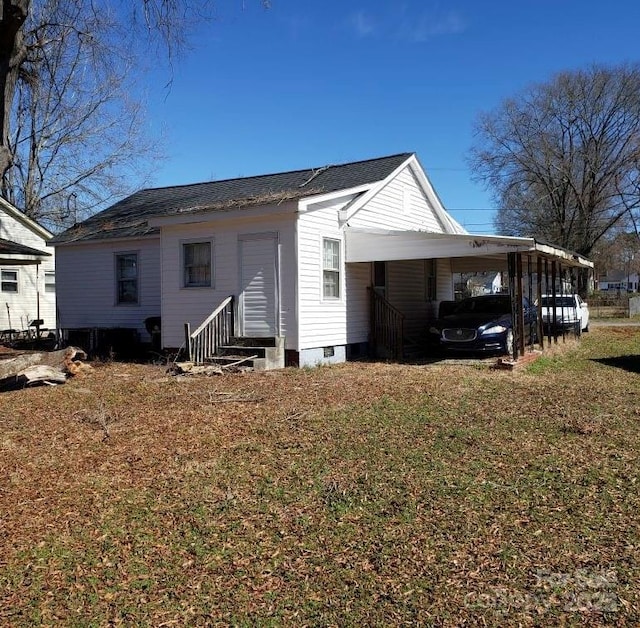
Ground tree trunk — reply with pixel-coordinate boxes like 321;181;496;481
0;346;88;388
0;0;29;180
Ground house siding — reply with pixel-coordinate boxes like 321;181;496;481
0;211;55;330
348;165;445;233
387;260;434;338
297;197;354;351
160;213;297;349
435;257;454;315
298;166;452;355
55;238;161;339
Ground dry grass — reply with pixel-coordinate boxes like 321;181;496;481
1;328;639;625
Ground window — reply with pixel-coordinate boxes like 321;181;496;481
1;269;18;293
44;271;56;294
322;238;341;299
183;241;212;287
115;253;138;304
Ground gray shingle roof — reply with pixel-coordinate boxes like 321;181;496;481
0;237;50;257
51;153;413;244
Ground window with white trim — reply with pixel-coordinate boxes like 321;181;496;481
115;253;138;304
183;241;212;287
1;269;18;293
322;238;341;299
44;271;56;294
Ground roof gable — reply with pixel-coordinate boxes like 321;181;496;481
0;197;52;241
51;153;413;244
342;155;467;235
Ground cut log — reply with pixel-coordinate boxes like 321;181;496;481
0;346;90;390
17;365;68;387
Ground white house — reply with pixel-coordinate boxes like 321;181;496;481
50;153;592;366
598;271;639;293
0;198;55;334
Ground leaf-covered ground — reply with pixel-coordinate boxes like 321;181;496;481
1;328;639;626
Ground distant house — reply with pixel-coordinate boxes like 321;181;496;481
0;198;55;334
50;153;592;366
598;270;639;292
456;271;503;298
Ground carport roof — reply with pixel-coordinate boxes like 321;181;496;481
344;228;593;269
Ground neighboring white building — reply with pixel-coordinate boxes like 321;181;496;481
0;198;55;333
598;271;639;292
50;153;592;366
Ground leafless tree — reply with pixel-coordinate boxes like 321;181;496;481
3;0;162;229
469;65;640;292
0;0;269;228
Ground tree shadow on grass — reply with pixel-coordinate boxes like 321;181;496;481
592;355;640;374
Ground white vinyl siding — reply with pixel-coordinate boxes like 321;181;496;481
348;166;445;233
386;260;433;337
0;208;55;330
160;213;296;349
297;202;347;350
55;238;160;338
298;165;452;351
435;257;454;315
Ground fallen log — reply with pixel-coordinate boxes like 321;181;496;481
0;346;90;390
17;365;68;387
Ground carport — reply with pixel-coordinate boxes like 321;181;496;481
344;228;594;360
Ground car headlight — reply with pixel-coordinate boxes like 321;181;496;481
481;325;507;335
428;326;441;335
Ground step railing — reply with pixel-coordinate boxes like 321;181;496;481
369;287;405;360
184;295;235;363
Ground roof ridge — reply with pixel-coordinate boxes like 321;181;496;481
138;152;414;194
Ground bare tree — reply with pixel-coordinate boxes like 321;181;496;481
4;0;161;229
0;0;270;228
469;64;640;293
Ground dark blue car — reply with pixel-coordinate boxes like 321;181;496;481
428;294;536;355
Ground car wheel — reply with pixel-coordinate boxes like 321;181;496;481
583;323;589;332
574;321;582;337
504;329;514;356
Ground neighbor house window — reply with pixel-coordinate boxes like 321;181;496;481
115;253;138;304
322;238;341;299
1;269;18;292
44;271;56;294
183;241;212;287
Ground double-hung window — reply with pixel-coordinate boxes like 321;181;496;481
44;271;56;294
322;238;341;299
115;253;138;304
183;241;212;287
1;269;18;293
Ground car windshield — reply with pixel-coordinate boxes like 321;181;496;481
540;296;575;308
453;296;511;315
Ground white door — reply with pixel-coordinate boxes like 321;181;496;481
239;234;279;336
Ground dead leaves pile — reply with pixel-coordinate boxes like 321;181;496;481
1;328;639;625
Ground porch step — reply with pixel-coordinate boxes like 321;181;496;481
210;336;285;371
228;336;285;349
205;354;267;371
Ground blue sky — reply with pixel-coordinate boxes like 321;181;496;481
144;1;640;234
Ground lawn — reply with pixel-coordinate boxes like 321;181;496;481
1;328;639;626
